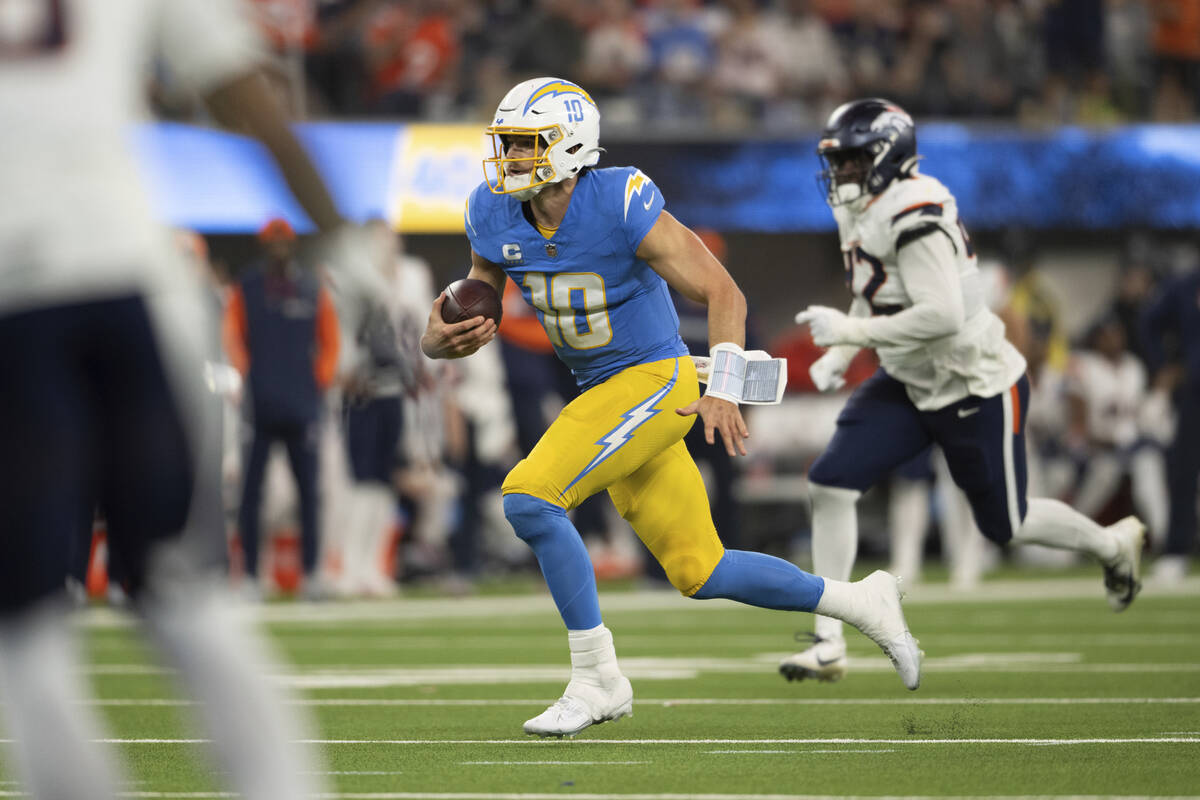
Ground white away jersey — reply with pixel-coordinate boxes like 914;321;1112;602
833;173;1026;410
0;0;262;315
1067;351;1147;448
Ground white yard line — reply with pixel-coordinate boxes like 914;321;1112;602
1;794;1197;800
310;772;406;776
0;735;1179;746
705;750;897;754
84;631;1200;654
459;761;650;765
297;737;1197;746
75;576;1200;629
82;696;1200;707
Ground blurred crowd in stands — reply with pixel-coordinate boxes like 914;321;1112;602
67;223;1195;606
110;0;1200;604
154;0;1200;129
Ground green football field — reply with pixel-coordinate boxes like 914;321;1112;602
6;569;1200;799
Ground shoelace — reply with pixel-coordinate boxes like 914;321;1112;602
547;695;589;719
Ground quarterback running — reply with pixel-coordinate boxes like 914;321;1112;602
421;78;923;737
785;98;1146;684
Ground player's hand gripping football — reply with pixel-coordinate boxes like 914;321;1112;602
420;294;498;359
795;305;866;348
676;395;750;457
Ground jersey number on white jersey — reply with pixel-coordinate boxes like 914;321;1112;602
523;272;614;350
842;243;892;314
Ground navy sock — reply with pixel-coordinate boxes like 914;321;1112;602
502;493;602;630
692;549;825;611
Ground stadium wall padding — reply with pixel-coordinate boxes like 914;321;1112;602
134;122;1200;234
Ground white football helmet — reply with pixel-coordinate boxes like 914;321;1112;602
483;77;602;200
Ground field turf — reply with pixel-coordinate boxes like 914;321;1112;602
4;569;1199;799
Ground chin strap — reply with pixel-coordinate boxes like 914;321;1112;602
693;342;787;405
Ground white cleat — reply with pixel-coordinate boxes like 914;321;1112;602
1103;516;1145;612
779;635;847;683
851;570;924;691
522;676;633;738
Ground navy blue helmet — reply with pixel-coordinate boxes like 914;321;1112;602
817;98;918;207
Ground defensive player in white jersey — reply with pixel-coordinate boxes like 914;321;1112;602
784;99;1146;683
0;1;370;797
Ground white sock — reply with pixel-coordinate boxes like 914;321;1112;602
809;483;861;641
1131;448;1169;550
140;583;327;800
813;577;870;631
340;486;376;591
365;485;397;583
888;479;929;582
1011;497;1118;563
1072;454;1123;519
567;624;623;685
0;604;120;800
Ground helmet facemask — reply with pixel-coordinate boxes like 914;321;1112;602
816;99;920;212
818;147;875;209
484;125;566;200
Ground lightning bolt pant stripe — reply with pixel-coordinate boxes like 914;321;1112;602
561;359;679;496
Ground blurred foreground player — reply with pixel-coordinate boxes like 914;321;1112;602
786;99;1146;684
0;1;372;797
421;77;923;738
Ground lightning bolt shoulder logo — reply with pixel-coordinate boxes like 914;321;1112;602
624;171;653;222
561;360;679;497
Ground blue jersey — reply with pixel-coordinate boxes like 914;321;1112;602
465;166;687;390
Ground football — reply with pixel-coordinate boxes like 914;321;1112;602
440;278;503;326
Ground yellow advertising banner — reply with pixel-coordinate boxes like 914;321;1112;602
387;124;488;233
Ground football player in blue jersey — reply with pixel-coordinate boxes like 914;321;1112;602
421;78;924;737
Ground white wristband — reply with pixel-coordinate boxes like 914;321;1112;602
701;342;787;405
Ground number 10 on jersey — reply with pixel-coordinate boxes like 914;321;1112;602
523;272;613;350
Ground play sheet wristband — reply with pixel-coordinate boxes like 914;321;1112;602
695;342;787;405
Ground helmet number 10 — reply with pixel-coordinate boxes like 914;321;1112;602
564;99;585;123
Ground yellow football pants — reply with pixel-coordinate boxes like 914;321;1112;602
501;356;725;596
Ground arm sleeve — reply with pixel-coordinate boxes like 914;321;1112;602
156;0;265;94
855;229;965;347
221;287;250;376
621;170;666;251
314;287;341;390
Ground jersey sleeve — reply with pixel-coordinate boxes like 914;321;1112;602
875;177;958;258
463;182;492;258
156;0;265;94
617;168;666;251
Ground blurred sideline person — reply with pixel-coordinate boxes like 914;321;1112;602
224;218;340;598
1066;315;1169;549
1141;257;1200;581
336;219;417;597
421;77;923;738
0;0;376;797
787;99;1145;684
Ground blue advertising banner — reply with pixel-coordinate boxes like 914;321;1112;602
133;122;1200;234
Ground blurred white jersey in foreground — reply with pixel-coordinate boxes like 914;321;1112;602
0;0;261;314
